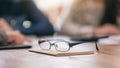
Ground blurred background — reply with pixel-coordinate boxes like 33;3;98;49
33;0;120;26
33;0;70;24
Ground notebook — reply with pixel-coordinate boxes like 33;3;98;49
29;49;94;57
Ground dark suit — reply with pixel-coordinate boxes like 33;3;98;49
0;0;54;36
101;0;118;26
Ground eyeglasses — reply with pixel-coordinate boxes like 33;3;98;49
38;39;99;52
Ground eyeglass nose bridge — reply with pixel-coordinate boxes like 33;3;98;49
49;42;66;51
51;43;60;49
50;43;56;46
49;43;60;51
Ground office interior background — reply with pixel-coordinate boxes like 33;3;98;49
33;0;71;24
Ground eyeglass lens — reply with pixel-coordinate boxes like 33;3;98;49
39;41;51;50
54;41;70;51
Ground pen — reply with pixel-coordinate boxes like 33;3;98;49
0;45;32;50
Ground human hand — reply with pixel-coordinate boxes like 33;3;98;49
0;18;12;31
6;31;30;45
94;24;120;36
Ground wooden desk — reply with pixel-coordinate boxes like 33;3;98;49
0;44;120;68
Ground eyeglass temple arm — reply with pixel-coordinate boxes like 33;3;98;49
69;41;99;51
95;41;99;51
70;36;109;49
71;36;109;42
69;41;95;47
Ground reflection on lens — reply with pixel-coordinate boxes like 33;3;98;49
39;42;51;50
55;42;70;52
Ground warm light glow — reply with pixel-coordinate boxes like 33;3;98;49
34;0;63;10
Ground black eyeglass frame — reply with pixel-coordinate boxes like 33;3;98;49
38;39;99;52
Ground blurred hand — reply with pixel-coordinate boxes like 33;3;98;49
94;24;120;36
6;31;30;45
0;18;12;31
0;18;31;45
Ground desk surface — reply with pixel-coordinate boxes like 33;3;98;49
0;36;120;68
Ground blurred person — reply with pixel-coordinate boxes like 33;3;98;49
55;0;120;38
0;19;28;45
0;0;54;36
